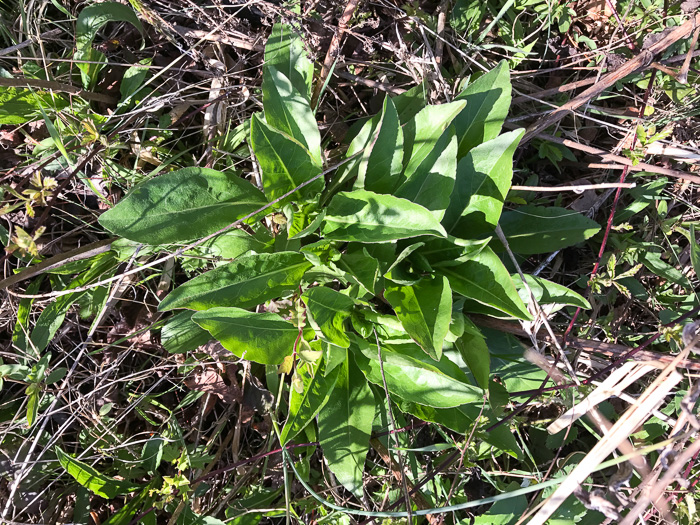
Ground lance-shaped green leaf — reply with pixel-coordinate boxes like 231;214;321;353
418;236;490;268
454;60;512;158
399;401;522;458
119;58;151;103
318;353;374;499
402;101;466;181
192;307;297;365
161;311;212;353
353;340;482;408
288;203;326;239
56;446;141;499
0;88;68;125
264;23;314;101
262;66;321;165
512;274;590;309
322;190;446;243
438;247;532;320
395;126;457;220
158;252;311;312
385;276;452;360
280;358;342;445
442;129;524;236
354;96;404;194
303;287;354;348
690;225;700;280
336;247;381;296
141;436;165;474
392;82;428;123
332;114;379;195
250;113;323;202
99;167;267;244
184;228;274;262
31;253;115;353
75;2;144;88
455;318;490;390
493;206;601;255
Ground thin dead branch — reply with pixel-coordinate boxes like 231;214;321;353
0;77;117;104
310;0;360;109
522;12;700;143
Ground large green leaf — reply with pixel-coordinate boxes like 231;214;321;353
99;167;267;244
264;23;314;101
485;328;548;401
184;228;274;264
303;287;355;348
158;252;311;311
454;60;512;158
418;236;490;269
455;318;490;390
336;247;381;296
395;126;457;220
192;307;297;365
280;358;341;445
385;276;452;360
31;253;115;353
0;88;68;125
442;129;524;236
402;101;466;181
75;2;144;88
353;339;482;408
317;354;374;499
250;113;323;202
354;96;404;194
438;247;532;320
512;274;590;309
161;311;212;353
392;82;428;123
262;66;321;165
322;190;447;243
494;206;601;255
399;401;522;458
56;446;141;499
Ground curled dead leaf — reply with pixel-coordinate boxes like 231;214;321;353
184;368;242;405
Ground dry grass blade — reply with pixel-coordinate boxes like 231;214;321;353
528;350;688;524
619;438;700;525
547;361;658;434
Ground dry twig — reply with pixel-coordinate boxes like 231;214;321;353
522;12;700;143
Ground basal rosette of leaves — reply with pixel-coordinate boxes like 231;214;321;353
98;23;599;500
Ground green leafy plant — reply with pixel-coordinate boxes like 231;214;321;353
95;22;598;505
74;2;144;89
590;253;643;298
